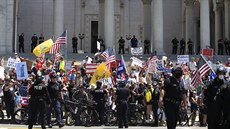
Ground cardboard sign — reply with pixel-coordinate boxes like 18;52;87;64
202;48;213;57
97;41;101;50
148;57;157;74
131;57;143;67
131;47;143;55
98;77;113;88
65;62;72;70
177;55;189;63
22;59;33;70
156;60;164;72
15;62;28;80
7;58;20;68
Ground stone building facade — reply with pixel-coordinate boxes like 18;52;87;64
1;0;230;55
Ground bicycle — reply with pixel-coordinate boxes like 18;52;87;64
0;96;4;122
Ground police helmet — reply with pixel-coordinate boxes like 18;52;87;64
214;65;227;75
35;75;44;83
172;65;183;78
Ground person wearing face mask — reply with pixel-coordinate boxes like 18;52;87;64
158;66;187;129
204;65;229;129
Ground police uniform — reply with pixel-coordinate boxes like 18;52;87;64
172;38;179;54
179;39;185;55
72;37;78;53
91;81;107;125
28;76;50;129
118;37;125;54
144;40;150;54
159;66;187;129
47;75;64;128
187;39;193;55
116;82;130;128
204;70;225;129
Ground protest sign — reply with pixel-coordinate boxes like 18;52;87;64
98;77;113;88
131;57;143;67
7;58;21;68
156;60;164;72
131;47;143;55
22;58;33;70
148;57;157;74
202;48;213;57
15;62;28;80
65;62;72;70
97;41;101;50
177;55;189;64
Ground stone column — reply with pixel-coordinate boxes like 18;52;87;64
214;1;223;52
104;0;114;49
142;0;152;41
99;0;104;39
185;0;195;53
53;0;64;39
200;0;210;49
151;0;164;54
225;0;230;39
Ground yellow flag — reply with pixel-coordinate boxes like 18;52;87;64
90;62;111;85
33;39;53;57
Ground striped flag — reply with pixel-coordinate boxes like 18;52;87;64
49;31;67;54
86;63;99;74
191;55;211;88
101;49;109;60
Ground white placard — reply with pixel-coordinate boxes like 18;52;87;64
16;62;28;80
131;47;143;55
99;77;113;88
7;58;20;68
177;55;189;64
131;57;143;67
162;56;167;61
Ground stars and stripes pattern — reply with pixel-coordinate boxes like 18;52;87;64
49;31;67;54
101;49;109;60
101;49;116;70
86;63;99;74
191;55;211;88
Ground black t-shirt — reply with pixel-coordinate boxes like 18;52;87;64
163;77;186;102
116;88;130;101
19;35;24;44
3;85;15;102
118;38;125;46
131;38;138;47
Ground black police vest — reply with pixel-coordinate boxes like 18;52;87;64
29;83;48;100
164;77;185;103
48;82;61;99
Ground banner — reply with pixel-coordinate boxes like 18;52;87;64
177;55;189;63
90;62;111;85
156;60;164;72
131;57;143;67
131;47;143;55
7;58;20;68
202;48;213;57
16;62;28;80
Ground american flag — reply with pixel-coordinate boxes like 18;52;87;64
101;49;109;60
86;63;99;74
49;31;67;54
191;55;211;88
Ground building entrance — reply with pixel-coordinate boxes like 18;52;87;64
91;21;98;53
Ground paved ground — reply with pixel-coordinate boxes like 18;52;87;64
0;124;207;129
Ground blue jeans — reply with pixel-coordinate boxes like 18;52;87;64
47;100;62;125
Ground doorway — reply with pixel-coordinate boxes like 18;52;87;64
91;21;98;53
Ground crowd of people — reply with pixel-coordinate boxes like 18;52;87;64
0;52;229;129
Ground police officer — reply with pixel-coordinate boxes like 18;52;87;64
47;73;64;128
187;38;193;55
31;34;38;52
115;81;131;128
171;37;179;54
144;39;150;54
91;81;108;126
131;35;138;48
224;38;229;55
179;38;185;55
118;36;125;54
19;33;25;53
204;65;230;129
152;80;161;127
39;33;44;44
218;39;224;55
72;35;78;53
158;66;187;129
28;75;50;129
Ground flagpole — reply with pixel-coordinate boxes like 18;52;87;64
65;30;68;61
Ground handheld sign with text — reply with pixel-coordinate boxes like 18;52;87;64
202;48;213;57
177;55;189;64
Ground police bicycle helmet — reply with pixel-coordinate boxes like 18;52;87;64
172;65;183;79
214;65;227;75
